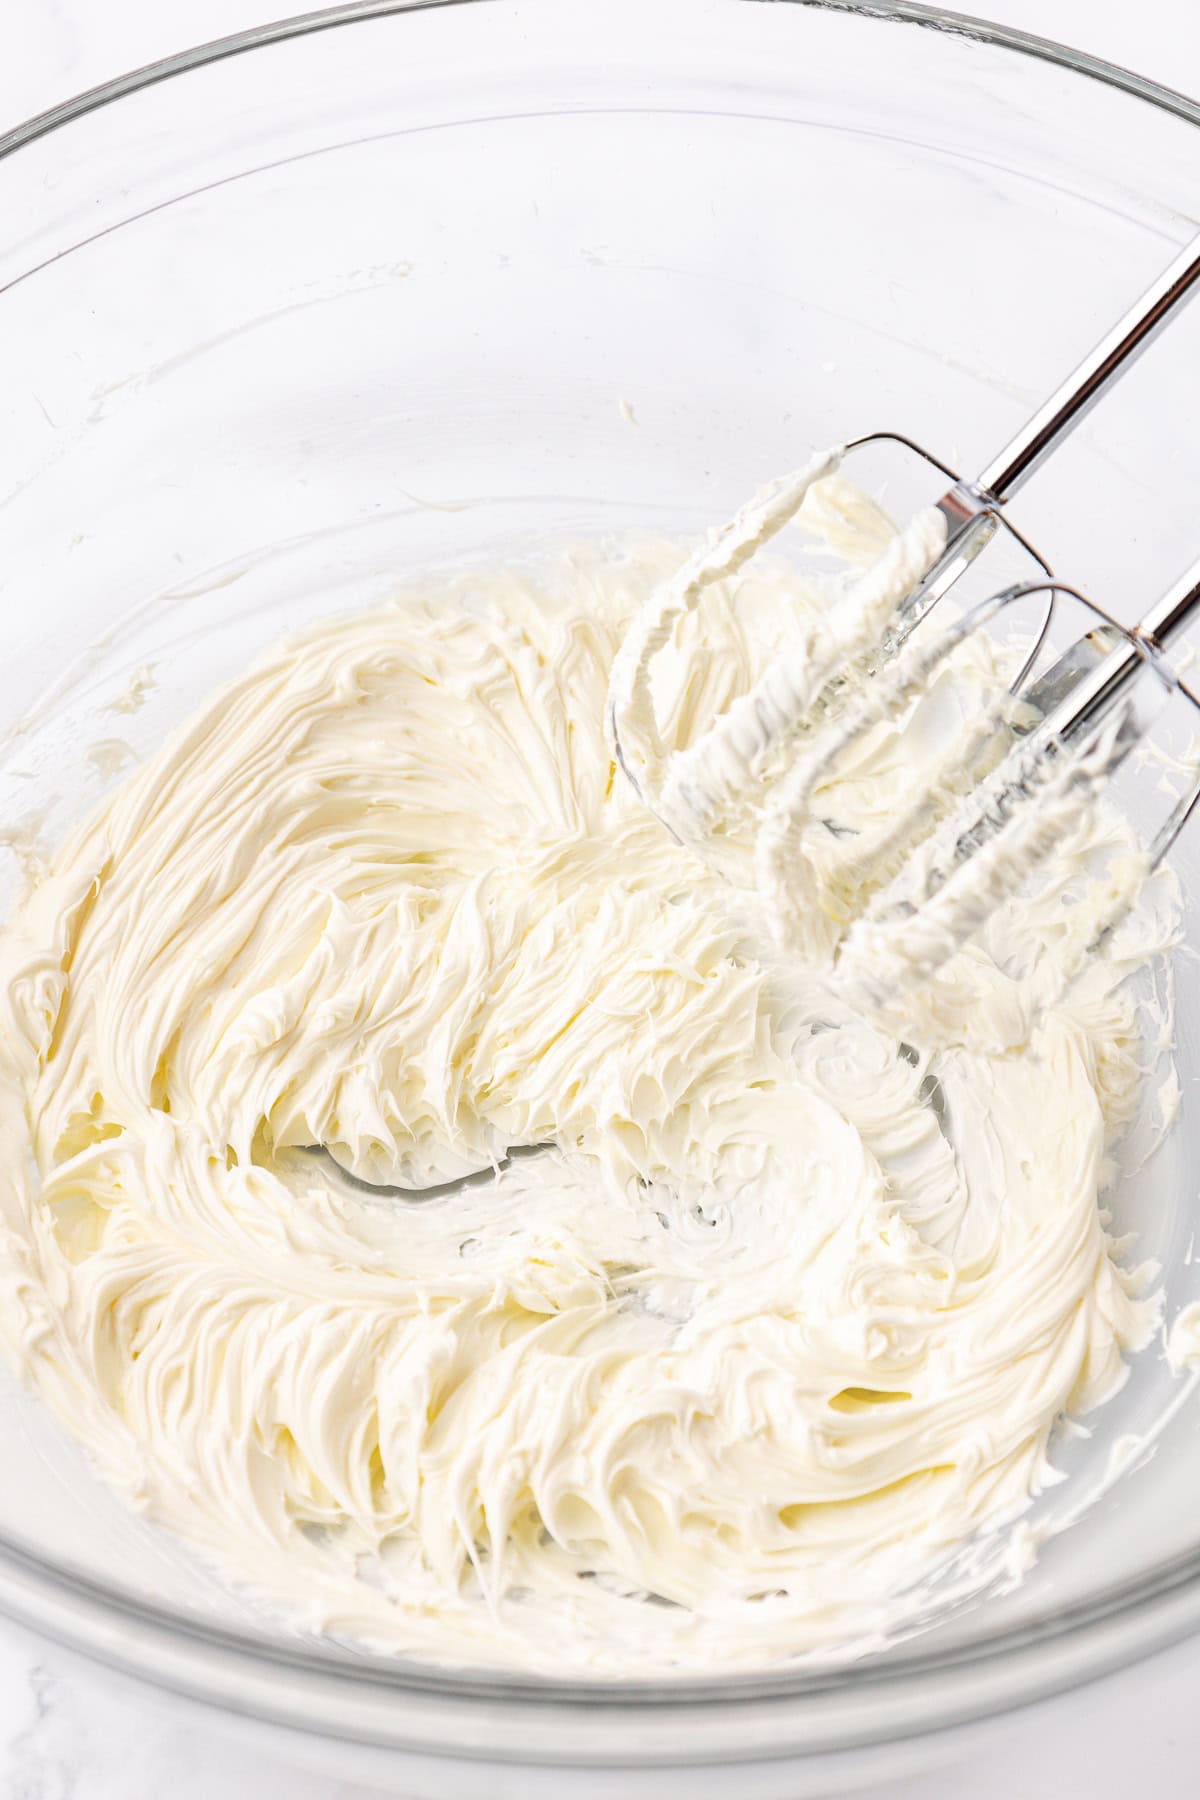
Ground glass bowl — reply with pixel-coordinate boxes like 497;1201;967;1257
2;1;1200;1792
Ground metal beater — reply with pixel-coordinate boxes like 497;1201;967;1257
607;234;1200;997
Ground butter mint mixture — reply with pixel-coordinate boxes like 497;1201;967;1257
0;479;1174;1671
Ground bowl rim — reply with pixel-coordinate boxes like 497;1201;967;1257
2;0;1200;1759
1;0;1198;164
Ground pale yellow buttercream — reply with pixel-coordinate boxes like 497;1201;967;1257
0;488;1175;1671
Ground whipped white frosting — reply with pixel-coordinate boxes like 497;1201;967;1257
0;485;1178;1672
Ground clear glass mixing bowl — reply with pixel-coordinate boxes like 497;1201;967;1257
2;1;1200;1792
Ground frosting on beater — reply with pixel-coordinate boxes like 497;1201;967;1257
0;482;1178;1672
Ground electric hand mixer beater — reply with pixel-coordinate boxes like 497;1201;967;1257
607;235;1200;1002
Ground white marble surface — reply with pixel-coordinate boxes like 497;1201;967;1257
3;2;1200;1795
